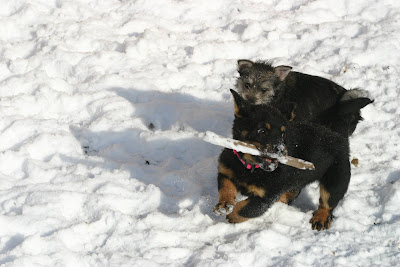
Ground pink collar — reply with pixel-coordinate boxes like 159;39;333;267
233;149;260;172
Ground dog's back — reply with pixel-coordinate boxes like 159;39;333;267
275;71;346;122
236;60;373;136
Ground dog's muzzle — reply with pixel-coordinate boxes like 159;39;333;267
258;157;279;172
233;141;287;172
258;143;287;172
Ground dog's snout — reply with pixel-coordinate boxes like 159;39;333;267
271;145;283;155
265;143;287;157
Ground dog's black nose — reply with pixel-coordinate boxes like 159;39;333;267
273;146;281;153
269;144;287;156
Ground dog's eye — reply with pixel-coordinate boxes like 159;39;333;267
245;83;251;89
257;128;267;134
261;88;267;93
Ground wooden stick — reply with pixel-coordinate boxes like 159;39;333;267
200;131;315;171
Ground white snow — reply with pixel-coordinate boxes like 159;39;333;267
0;0;399;266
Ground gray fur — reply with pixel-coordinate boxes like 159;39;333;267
340;89;372;102
236;60;288;105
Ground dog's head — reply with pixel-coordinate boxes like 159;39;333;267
230;89;294;171
236;60;292;105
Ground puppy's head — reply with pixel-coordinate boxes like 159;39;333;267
231;89;293;171
236;60;292;105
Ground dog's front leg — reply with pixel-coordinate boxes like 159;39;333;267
213;163;238;216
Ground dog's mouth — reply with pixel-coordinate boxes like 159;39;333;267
257;143;287;172
257;155;279;172
235;142;287;172
239;153;280;172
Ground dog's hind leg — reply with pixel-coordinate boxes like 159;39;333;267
310;159;351;231
226;196;272;223
310;184;334;231
277;190;301;204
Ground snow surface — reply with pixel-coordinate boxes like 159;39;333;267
1;0;400;266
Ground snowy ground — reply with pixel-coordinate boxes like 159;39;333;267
1;0;400;266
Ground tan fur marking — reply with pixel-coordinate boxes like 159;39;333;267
214;178;238;215
277;190;300;204
218;179;238;204
319;185;331;209
310;208;332;230
281;126;286;132
240;182;266;198
247;185;266;197
309;185;332;230
234;102;242;118
226;199;250;223
241;130;248;137
218;163;234;180
246;141;262;147
289;111;296;122
265;123;271;130
242;153;258;165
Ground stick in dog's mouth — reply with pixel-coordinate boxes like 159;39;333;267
200;131;315;170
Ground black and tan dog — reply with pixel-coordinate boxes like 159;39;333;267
235;60;373;136
214;90;351;230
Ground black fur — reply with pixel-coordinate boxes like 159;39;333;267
214;90;351;230
236;60;373;136
315;97;373;136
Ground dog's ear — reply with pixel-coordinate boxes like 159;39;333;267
274;65;292;81
230;89;249;118
237;60;254;75
278;102;297;122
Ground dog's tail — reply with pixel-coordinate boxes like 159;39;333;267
335;89;374;136
337;89;374;115
317;89;373;137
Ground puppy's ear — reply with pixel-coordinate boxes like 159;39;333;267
230;89;249;118
278;102;297;122
237;60;254;74
274;65;292;81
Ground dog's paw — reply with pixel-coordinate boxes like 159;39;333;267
226;209;250;224
309;209;333;231
213;201;235;216
225;200;250;223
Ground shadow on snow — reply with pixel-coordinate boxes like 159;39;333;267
68;87;317;221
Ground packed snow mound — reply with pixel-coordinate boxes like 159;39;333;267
1;0;400;266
